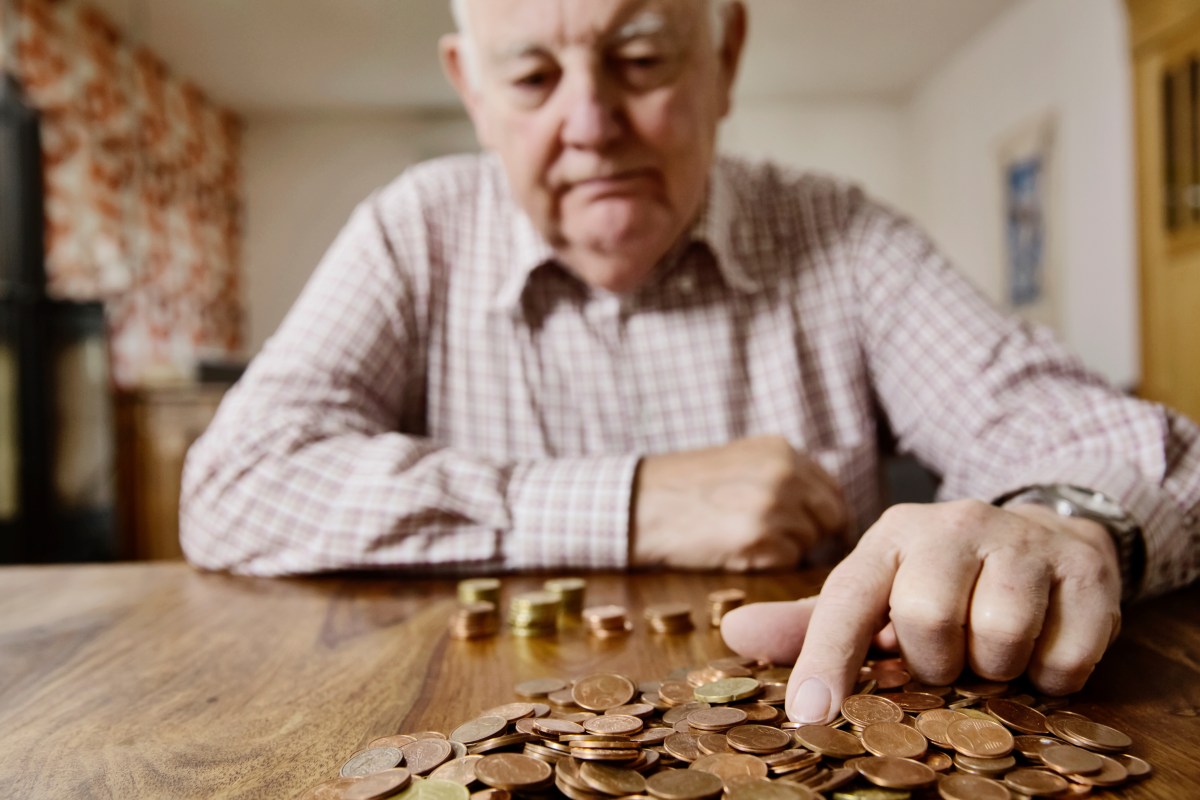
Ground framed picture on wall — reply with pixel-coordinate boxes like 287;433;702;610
998;111;1058;329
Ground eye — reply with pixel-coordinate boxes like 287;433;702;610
515;71;552;89
623;55;662;70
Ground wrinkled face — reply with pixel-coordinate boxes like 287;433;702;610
443;0;744;293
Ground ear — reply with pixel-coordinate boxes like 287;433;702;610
439;33;493;148
715;1;747;119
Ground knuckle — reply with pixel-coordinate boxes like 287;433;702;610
889;597;962;637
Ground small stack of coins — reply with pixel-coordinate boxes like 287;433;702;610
543;578;587;618
581;605;632;638
458;577;502;607
508;591;561;637
448;601;500;639
644;602;694;634
307;653;1155;800
706;588;746;627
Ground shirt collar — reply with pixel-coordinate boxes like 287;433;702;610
491;157;764;314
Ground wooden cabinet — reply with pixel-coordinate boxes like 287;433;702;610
1127;0;1200;422
116;385;228;560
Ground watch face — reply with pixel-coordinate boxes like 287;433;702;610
1058;485;1124;519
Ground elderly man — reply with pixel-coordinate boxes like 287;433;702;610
181;0;1200;726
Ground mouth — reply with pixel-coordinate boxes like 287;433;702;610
565;168;657;197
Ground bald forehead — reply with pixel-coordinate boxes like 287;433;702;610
458;0;709;49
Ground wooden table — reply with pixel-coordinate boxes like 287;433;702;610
0;563;1196;799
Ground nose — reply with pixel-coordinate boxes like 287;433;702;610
559;67;623;150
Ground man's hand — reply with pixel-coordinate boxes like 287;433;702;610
630;435;848;571
720;499;1122;722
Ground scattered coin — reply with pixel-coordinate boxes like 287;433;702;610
572;673;637;712
475;753;554;791
340;747;404;778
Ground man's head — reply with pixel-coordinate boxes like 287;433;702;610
441;0;747;294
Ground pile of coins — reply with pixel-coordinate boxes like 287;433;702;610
544;578;587;617
448;602;500;639
304;656;1152;799
706;589;746;627
582;605;633;638
507;591;561;637
644;603;695;634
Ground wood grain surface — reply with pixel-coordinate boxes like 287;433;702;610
0;563;1196;799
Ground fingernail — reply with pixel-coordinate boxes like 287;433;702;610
790;677;831;723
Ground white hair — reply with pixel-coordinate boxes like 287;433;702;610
449;0;733;87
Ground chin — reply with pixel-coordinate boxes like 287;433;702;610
569;252;659;294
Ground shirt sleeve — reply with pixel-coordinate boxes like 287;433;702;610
846;190;1200;599
179;183;636;576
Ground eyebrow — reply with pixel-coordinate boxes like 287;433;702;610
613;10;668;42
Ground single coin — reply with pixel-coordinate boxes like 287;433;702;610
450;715;508;745
696;733;733;754
414;778;471;800
343;768;413;800
1004;767;1070;796
1041;743;1103;775
1046;712;1134;753
725;778;818;800
664;732;702;762
663;702;712;725
480;702;536;722
985;697;1049;734
734;703;781;723
341;747;405;778
1067;753;1129;787
514;677;567;698
660;681;700;706
645;768;725;800
915;709;966;748
688;706;749;731
630;727;673;745
756;683;788;705
854;756;937;790
1013;734;1065;761
573;673;638;711
953;753;1015;776
923;751;953;773
953;679;1009;698
585;714;643;736
689;752;769;786
792;725;866;759
841;695;906;726
694;678;762;704
608;703;656;718
474;753;552;791
725;724;793;754
368;735;416;751
579;761;647;795
546;688;579;707
532;717;585;737
1115;753;1152;778
937;772;1009;800
887;692;945;712
428;756;483;786
861;721;928;759
946;716;1014;758
468;733;535;755
401;739;455;775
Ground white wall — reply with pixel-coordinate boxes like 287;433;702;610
906;0;1137;387
721;99;913;215
241;112;476;351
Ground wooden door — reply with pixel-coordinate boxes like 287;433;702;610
1129;0;1200;422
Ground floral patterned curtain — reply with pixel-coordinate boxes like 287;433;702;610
1;0;243;387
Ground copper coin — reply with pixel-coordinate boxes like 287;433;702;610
1013;734;1066;761
1068;753;1129;786
946;716;1014;758
367;734;415;751
923;751;953;772
480;702;537;722
532;717;585;737
791;725;866;759
915;709;966;748
474;753;553;790
401;738;455;775
645;768;725;800
579;761;647;795
734;703;781;723
687;706;748;731
854;755;937;790
937;772;1009;800
1041;743;1104;775
608;703;656;718
546;688;579;707
985;697;1049;734
342;768;413;800
696;733;733;754
341;746;404;778
1046;712;1133;753
585;714;644;736
1115;753;1152;778
659;681;699;706
724;778;818;800
469;733;535;755
663;702;711;725
689;752;769;786
450;715;508;745
296;777;362;800
514;677;567;698
953;678;1009;698
664;732;702;762
573;673;637;711
429;755;483;786
725;724;792;754
954;753;1015;776
471;790;512;800
887;692;945;712
629;727;673;745
841;694;905;726
801;766;857;794
861;721;928;759
1004;767;1071;796
756;683;788;705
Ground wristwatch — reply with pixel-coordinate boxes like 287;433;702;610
1000;484;1145;602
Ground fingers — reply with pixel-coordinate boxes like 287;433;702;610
1028;561;1121;695
720;598;820;664
787;543;896;723
888;545;979;686
966;550;1051;681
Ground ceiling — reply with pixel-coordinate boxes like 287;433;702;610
86;0;1015;114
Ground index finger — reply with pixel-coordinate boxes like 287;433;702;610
786;542;897;723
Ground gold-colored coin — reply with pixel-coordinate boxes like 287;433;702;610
936;772;1009;800
854;756;937;790
572;673;637;711
474;753;553;791
945;716;1014;758
457;578;500;606
860;721;927;759
645;768;724;800
341;746;404;778
694;678;761;704
706;588;747;627
841;694;905;726
403;778;470;800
